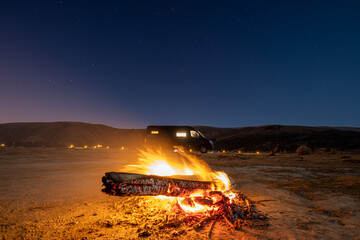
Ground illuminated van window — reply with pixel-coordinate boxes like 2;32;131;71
176;132;187;137
190;130;200;138
151;131;159;134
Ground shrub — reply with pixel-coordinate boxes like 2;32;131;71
296;145;312;155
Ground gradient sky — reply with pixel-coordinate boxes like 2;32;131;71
0;0;359;128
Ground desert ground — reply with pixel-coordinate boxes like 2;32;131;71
0;148;359;239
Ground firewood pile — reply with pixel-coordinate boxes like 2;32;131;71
102;172;268;238
175;191;268;237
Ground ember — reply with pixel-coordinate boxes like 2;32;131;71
102;148;268;236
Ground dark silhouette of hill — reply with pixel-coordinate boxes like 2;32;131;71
195;125;360;152
0;122;144;148
0;122;359;151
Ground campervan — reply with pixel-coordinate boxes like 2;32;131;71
144;126;214;153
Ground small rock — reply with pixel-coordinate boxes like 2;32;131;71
139;231;151;237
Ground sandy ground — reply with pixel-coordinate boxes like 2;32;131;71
0;148;359;239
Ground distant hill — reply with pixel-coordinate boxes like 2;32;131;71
0;122;359;151
196;125;360;152
0;122;144;148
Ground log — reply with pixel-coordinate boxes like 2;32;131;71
102;172;213;197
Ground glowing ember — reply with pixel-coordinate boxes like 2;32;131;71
121;147;235;213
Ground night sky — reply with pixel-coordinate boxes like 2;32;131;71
1;1;359;128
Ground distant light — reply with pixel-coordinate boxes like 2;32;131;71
84;145;88;149
222;150;226;153
151;130;159;134
68;144;74;148
189;149;193;152
97;144;102;148
106;146;109;149
121;146;124;150
0;144;5;147
238;150;242;154
256;151;260;154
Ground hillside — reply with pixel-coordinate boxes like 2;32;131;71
196;125;360;152
0;122;359;151
0;122;144;148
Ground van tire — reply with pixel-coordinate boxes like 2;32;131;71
199;145;208;154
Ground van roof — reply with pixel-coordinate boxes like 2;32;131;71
147;125;194;128
146;125;197;131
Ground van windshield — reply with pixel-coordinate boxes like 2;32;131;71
190;130;200;138
197;130;206;138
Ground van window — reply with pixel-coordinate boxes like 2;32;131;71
176;132;187;137
190;130;200;138
151;130;159;134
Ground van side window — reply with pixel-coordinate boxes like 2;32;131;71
190;130;200;138
176;132;187;137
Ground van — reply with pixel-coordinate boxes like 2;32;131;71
144;126;214;153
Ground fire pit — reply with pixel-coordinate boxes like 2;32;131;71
101;148;268;237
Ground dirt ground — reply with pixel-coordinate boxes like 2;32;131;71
0;148;359;239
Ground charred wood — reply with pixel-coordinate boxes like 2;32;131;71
102;172;213;197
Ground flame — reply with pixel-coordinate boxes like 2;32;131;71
148;161;177;176
122;147;231;187
121;147;234;213
177;193;218;213
213;171;231;191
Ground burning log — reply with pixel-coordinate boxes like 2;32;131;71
102;172;213;197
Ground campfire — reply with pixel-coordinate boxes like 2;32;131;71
102;148;268;237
